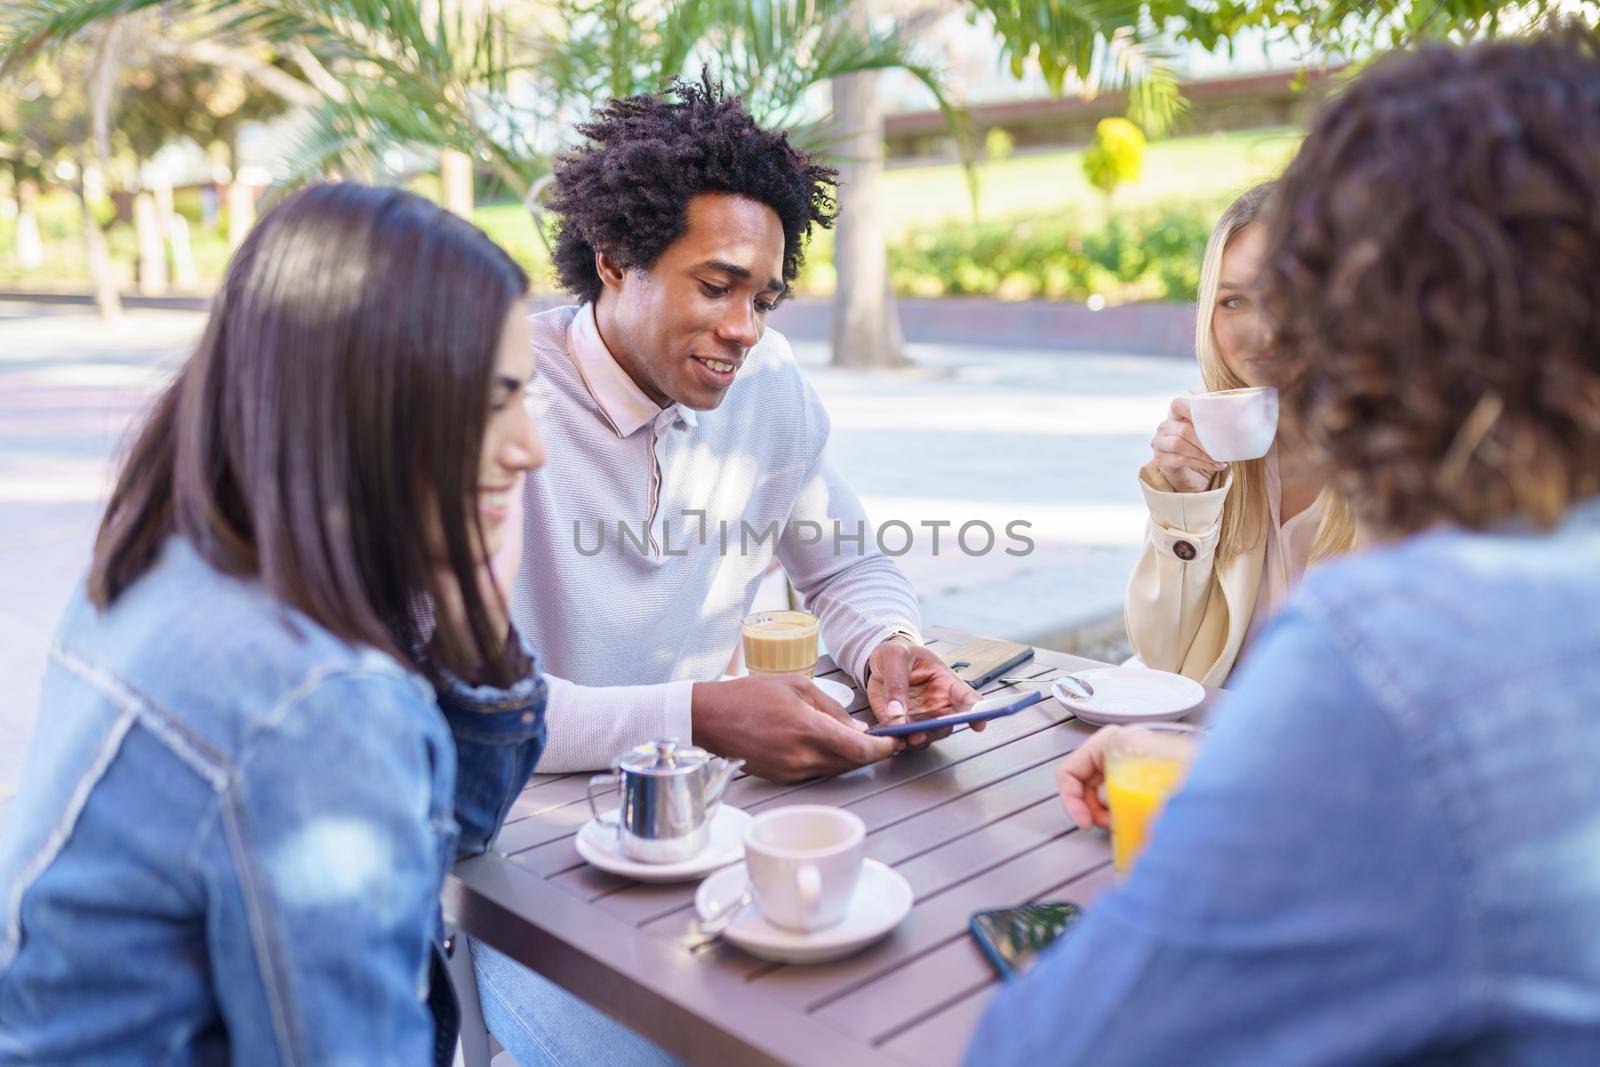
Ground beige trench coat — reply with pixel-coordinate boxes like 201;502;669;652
1124;468;1265;688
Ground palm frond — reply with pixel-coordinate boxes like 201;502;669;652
269;97;378;188
964;0;1193;141
967;0;1148;93
1100;29;1186;135
1;0;168;75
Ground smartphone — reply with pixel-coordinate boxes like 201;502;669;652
865;690;1046;738
969;902;1085;979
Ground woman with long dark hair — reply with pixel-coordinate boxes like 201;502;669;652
0;183;549;1064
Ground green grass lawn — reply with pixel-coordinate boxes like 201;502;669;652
876;125;1303;236
2;125;1302;296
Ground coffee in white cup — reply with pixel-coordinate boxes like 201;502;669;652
1187;386;1279;462
743;805;865;932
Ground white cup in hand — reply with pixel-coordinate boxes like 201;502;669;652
744;806;864;932
1187;387;1279;461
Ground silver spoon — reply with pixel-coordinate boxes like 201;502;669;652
682;885;753;950
1000;674;1096;698
1056;674;1096;699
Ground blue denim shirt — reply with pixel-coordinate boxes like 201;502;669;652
0;538;546;1065
968;499;1600;1067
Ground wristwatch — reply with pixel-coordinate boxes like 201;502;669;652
864;630;923;686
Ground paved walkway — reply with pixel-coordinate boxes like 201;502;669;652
0;303;1199;805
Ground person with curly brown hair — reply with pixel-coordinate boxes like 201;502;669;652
472;76;978;1066
970;29;1600;1067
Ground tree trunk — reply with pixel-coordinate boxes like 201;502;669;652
227;181;255;248
223;126;255;248
439;148;475;219
436;0;477;220
153;177;198;289
169;214;199;289
78;165;122;320
14;177;44;270
829;12;906;369
86;21;124;320
133;189;167;295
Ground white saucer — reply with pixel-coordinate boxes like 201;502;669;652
1053;667;1206;726
694;859;912;964
575;805;751;883
721;672;856;709
812;676;855;708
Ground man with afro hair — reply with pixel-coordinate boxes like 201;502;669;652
475;78;980;1063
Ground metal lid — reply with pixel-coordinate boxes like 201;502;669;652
615;738;710;776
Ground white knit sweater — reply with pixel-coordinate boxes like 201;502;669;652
511;305;922;771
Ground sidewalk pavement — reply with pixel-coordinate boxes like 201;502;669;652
0;303;1199;806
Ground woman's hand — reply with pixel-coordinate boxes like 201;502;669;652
1055;726;1121;830
1146;397;1228;493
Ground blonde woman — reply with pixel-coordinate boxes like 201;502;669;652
1125;182;1356;686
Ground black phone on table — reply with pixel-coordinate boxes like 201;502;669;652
969;902;1085;979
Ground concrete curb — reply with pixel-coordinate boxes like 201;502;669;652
1;290;212;312
775;297;1195;357
1;291;1195;357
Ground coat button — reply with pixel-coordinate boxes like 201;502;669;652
1173;540;1196;561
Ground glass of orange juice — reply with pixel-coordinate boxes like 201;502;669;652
1105;723;1201;879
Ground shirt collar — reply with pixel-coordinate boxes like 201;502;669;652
567;303;696;436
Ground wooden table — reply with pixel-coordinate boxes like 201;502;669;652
447;626;1213;1066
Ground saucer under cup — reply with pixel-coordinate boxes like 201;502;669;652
696;860;912;964
1053;667;1206;726
720;673;855;709
1188;387;1278;462
576;804;751;884
811;676;854;709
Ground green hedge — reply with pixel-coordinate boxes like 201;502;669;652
3;190;1216;307
888;204;1214;303
475;199;1215;306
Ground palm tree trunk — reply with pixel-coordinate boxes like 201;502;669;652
85;21;124;320
77;163;121;321
168;213;199;289
13;174;43;270
434;0;478;220
155;179;199;289
439;148;475;219
226;177;255;249
219;123;257;249
829;6;906;369
133;187;167;295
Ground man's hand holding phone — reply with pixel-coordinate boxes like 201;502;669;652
866;636;982;748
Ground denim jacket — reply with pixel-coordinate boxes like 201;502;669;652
0;538;547;1065
968;498;1600;1067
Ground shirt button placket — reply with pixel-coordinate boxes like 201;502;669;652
647;409;680;560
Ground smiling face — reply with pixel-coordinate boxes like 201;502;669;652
1211;222;1272;388
475;307;546;558
593;192;788;411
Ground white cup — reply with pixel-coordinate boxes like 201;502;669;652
1187;386;1279;461
744;806;865;932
